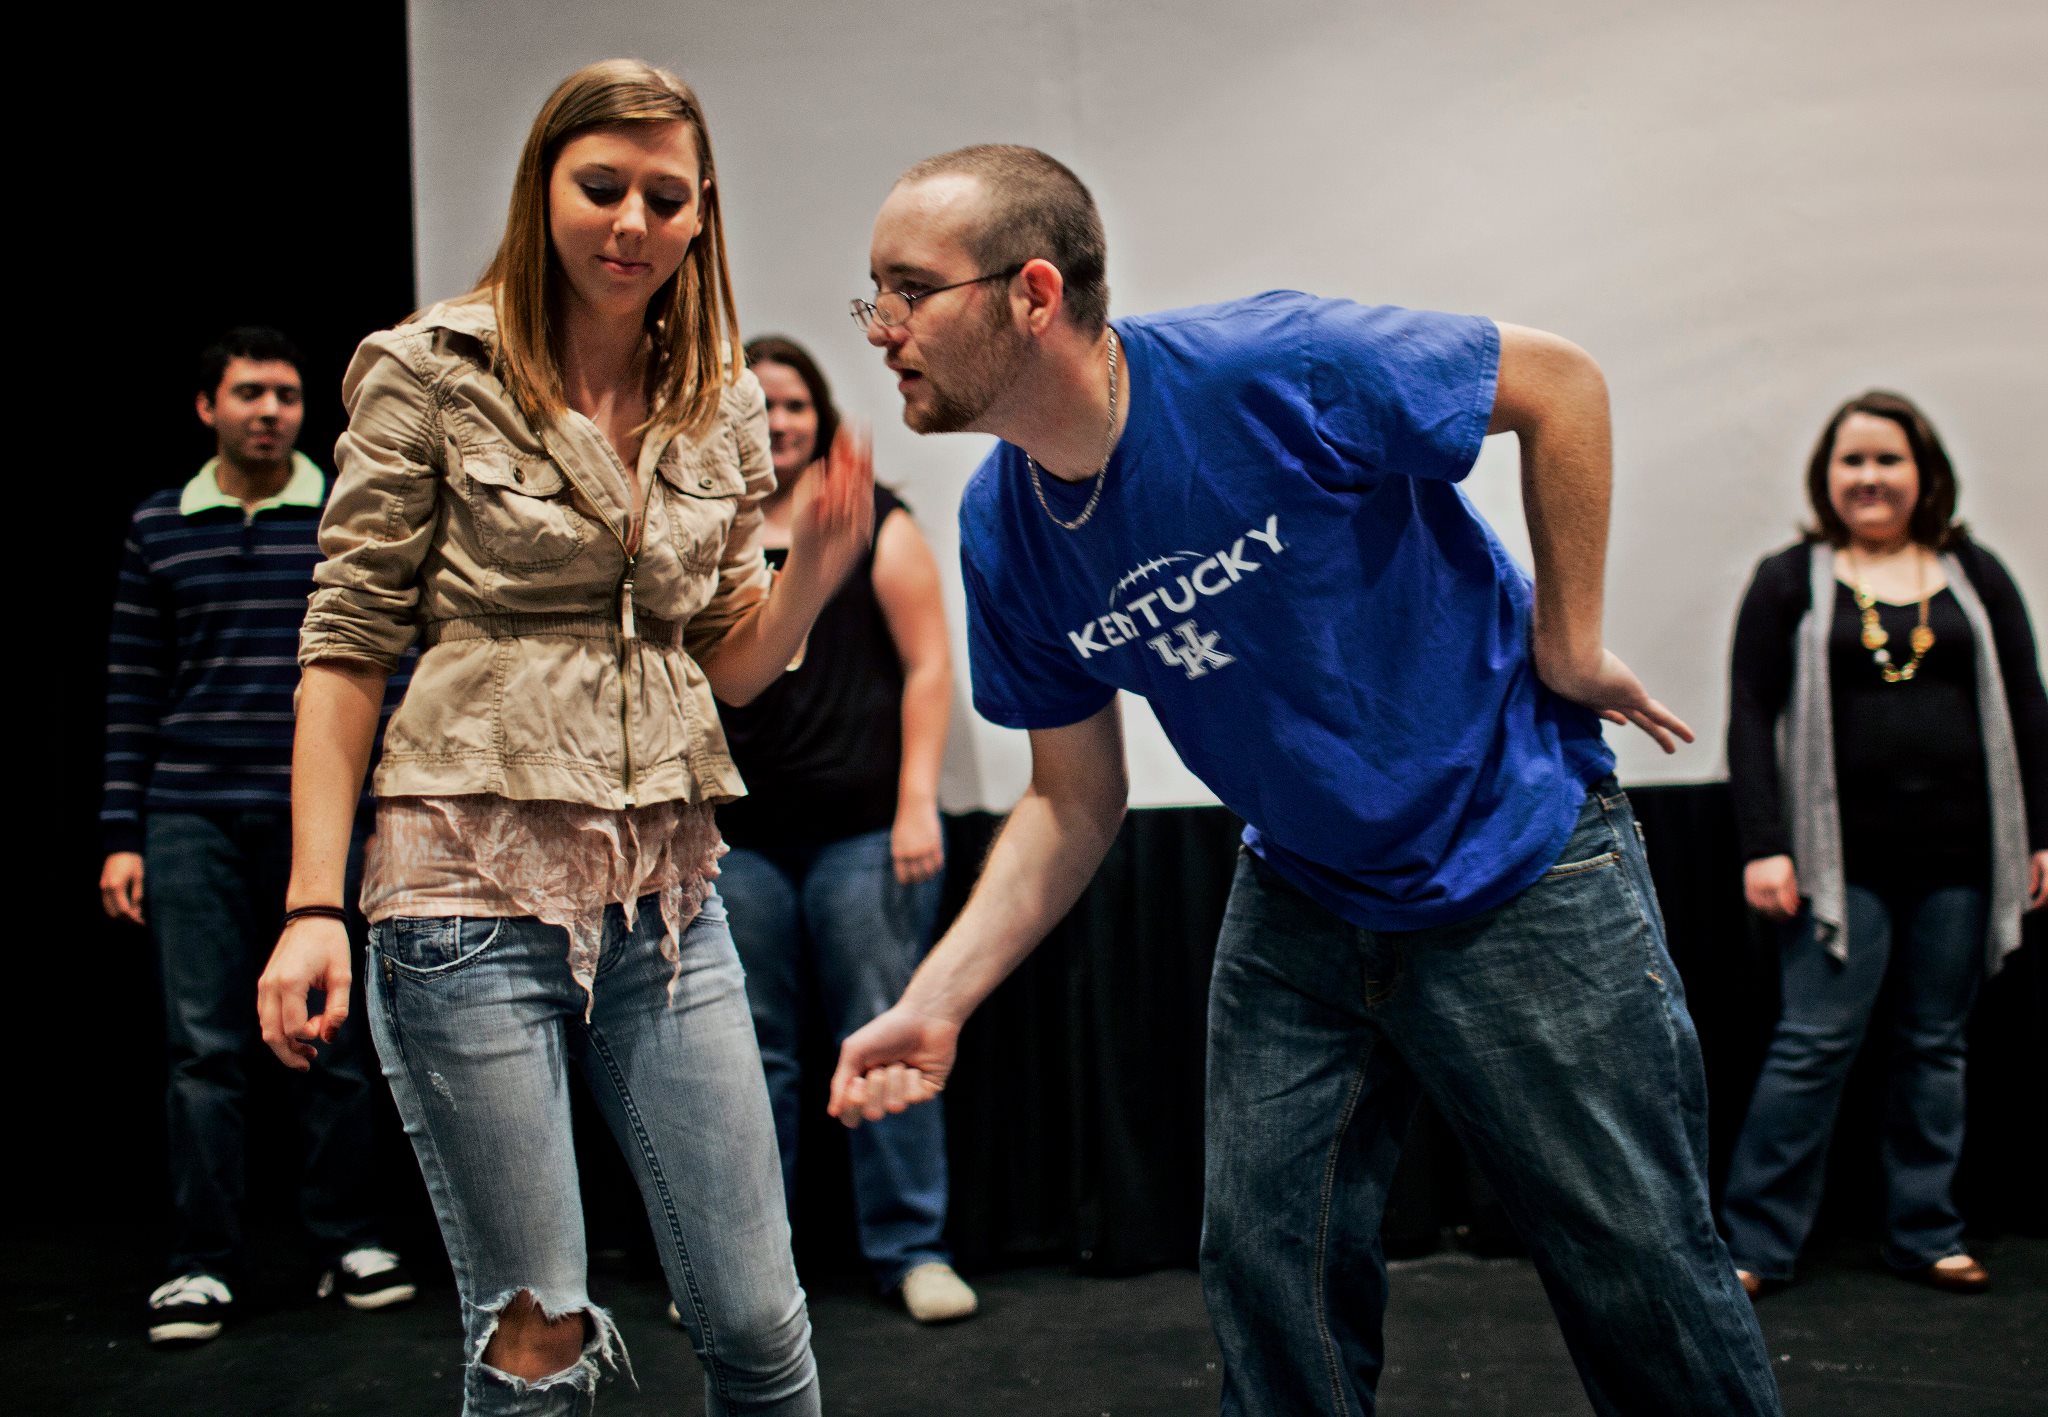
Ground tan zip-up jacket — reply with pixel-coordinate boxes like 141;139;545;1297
298;298;775;809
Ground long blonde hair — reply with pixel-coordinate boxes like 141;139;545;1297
472;58;742;440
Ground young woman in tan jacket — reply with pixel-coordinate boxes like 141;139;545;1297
257;59;871;1415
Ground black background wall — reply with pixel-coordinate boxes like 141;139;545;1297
47;3;422;1244
43;5;2044;1289
915;798;2048;1277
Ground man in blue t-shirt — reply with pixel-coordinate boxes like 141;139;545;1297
829;146;1780;1415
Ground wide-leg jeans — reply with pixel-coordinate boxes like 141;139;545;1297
1721;883;1986;1280
368;888;818;1417
721;831;951;1291
1201;781;1780;1417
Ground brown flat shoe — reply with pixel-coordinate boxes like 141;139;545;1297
1734;1268;1787;1301
1913;1255;1990;1294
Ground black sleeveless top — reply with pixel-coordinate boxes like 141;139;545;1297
716;485;908;849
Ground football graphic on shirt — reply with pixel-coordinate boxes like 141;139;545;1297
1111;552;1203;606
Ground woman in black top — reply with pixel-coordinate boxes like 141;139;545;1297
713;337;976;1324
1721;390;2048;1298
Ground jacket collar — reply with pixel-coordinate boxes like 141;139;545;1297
180;451;326;517
411;295;501;349
409;294;711;486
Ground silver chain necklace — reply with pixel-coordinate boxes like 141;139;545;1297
1026;328;1120;531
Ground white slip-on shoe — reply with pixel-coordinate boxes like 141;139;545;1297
899;1262;978;1324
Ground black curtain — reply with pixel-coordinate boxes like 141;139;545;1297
776;788;2043;1278
41;0;423;1250
938;807;1240;1274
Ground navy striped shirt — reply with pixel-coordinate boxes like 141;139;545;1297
100;456;399;854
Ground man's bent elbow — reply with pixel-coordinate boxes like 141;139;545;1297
1490;324;1608;436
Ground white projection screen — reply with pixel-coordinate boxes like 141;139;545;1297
409;1;2046;812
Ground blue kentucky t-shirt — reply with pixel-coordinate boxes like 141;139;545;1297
960;291;1616;930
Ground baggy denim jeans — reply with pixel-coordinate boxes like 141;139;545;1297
368;888;818;1416
1721;884;1986;1280
147;810;381;1278
721;831;951;1291
1201;781;1781;1417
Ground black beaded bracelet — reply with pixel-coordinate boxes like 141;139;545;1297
283;904;350;927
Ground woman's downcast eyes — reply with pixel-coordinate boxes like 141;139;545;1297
576;182;690;217
1839;453;1906;468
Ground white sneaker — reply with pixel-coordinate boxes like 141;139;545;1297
899;1262;978;1324
148;1272;233;1346
317;1246;418;1310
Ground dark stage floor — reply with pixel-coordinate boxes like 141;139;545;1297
20;1227;2045;1415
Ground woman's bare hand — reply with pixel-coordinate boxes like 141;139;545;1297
256;918;354;1070
1744;855;1801;921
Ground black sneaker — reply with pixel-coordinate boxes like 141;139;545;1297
148;1272;233;1346
317;1246;418;1310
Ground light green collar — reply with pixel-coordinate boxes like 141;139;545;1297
180;451;326;517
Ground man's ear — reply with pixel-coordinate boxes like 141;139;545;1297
195;391;218;429
1016;258;1067;336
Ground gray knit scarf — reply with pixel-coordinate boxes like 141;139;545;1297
1781;543;2028;975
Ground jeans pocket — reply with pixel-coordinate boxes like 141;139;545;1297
377;916;505;977
1543;849;1621;879
1541;787;1626;879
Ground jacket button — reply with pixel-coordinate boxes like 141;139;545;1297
512;468;525;484
699;477;712;489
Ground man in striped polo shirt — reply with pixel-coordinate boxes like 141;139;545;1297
99;328;413;1347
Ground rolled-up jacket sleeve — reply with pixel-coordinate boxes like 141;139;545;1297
300;331;443;671
683;369;777;663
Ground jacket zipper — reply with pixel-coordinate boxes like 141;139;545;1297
539;431;656;808
617;553;636;806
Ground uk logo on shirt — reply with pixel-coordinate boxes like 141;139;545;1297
1063;514;1284;680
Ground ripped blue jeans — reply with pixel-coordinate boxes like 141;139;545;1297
368;888;818;1416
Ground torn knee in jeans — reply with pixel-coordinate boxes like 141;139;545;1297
470;1288;629;1393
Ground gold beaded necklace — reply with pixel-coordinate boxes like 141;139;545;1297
1848;545;1936;683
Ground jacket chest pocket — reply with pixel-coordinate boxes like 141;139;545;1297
455;444;589;570
653;432;745;576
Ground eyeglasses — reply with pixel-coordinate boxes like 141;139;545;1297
849;264;1026;333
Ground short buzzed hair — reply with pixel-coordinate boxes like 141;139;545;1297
899;145;1109;332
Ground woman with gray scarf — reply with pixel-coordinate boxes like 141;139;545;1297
1720;390;2048;1300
